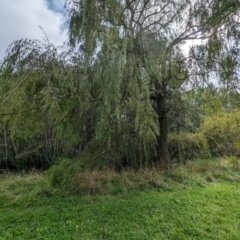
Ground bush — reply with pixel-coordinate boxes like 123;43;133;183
169;110;240;161
200;110;240;157
168;133;210;162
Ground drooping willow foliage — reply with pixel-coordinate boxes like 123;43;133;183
66;0;240;167
1;0;240;169
0;38;89;168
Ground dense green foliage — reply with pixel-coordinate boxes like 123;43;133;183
1;0;240;169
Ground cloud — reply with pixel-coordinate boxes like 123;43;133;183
0;0;68;61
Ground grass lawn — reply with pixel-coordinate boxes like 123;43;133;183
1;161;240;239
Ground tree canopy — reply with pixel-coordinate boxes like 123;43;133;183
1;0;240;169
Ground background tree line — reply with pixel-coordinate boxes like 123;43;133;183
0;0;240;170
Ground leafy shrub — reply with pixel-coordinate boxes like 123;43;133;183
169;110;240;161
168;133;210;162
200;110;240;157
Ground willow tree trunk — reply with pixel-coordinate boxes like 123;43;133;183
155;82;170;170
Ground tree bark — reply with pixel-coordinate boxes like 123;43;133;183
157;108;170;170
155;82;170;170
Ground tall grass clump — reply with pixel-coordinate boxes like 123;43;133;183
48;156;170;195
47;156;240;196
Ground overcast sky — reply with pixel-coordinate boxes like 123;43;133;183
0;0;68;61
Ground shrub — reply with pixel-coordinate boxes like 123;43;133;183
200;110;240;157
168;133;210;162
169;110;240;161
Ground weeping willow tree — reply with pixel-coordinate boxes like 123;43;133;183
65;0;240;169
0;37;92;168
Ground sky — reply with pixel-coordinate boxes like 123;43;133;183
0;0;203;62
0;0;68;61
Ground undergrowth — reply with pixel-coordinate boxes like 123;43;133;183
46;156;240;195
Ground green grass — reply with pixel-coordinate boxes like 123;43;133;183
1;159;240;239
